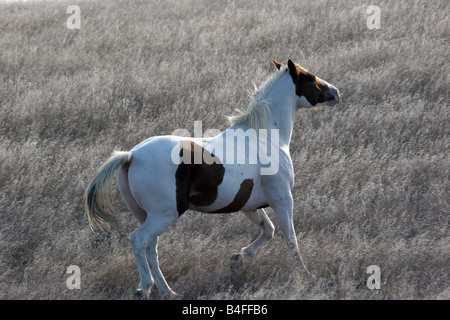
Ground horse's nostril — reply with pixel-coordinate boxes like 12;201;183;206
328;92;337;102
329;88;340;103
334;91;340;102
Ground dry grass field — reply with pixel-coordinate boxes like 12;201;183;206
0;0;448;300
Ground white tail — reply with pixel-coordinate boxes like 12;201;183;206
85;151;132;231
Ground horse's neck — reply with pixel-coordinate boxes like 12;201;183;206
266;72;297;148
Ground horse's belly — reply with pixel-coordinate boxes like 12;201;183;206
189;170;267;213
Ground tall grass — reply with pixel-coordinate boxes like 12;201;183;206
0;0;448;299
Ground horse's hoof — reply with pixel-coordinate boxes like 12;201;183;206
161;290;179;299
230;253;243;272
134;288;144;299
134;288;149;299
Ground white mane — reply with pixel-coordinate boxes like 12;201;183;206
228;67;287;131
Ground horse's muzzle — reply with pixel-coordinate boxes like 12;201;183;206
327;87;340;104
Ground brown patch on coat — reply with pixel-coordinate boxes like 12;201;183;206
175;141;225;216
208;179;254;213
287;58;330;106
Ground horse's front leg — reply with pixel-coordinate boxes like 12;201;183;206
270;194;310;274
230;209;275;271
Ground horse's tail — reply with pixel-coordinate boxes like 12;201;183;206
85;151;132;231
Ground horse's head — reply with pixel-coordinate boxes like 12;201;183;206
273;58;340;108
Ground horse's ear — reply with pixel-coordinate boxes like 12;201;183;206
287;59;297;72
287;59;299;79
272;59;282;70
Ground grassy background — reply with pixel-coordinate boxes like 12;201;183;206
0;0;448;299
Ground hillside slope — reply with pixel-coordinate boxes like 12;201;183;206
0;0;448;299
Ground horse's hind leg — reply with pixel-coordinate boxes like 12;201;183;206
231;209;275;271
129;211;177;298
146;234;175;296
129;219;153;297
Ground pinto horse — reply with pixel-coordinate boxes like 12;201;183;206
85;59;340;297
